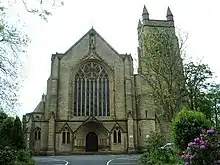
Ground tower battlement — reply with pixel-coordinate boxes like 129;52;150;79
137;5;175;36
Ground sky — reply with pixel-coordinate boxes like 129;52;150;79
17;0;220;117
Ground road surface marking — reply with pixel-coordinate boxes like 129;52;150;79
50;158;68;165
106;156;139;165
109;163;134;165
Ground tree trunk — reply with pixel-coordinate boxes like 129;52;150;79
156;117;172;142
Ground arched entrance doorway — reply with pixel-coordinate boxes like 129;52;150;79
86;132;98;152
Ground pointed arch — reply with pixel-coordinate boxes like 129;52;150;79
62;125;71;144
33;127;41;140
110;123;126;133
113;126;122;144
73;61;110;117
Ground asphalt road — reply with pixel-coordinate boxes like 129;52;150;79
34;154;141;165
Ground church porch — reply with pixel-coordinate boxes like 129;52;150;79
73;120;110;153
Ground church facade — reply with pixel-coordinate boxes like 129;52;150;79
22;6;177;155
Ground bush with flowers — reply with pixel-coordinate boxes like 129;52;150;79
180;128;220;165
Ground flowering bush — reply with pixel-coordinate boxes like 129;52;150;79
180;128;220;165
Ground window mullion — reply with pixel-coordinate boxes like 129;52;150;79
97;78;99;116
65;131;68;144
76;79;79;116
105;78;107;116
93;79;95;116
84;77;87;117
89;79;91;116
101;78;103;116
80;80;83;116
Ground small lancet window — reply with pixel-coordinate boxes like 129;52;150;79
113;130;117;143
34;127;41;140
118;130;121;143
62;132;66;143
145;110;148;118
67;132;70;143
62;126;71;144
113;126;122;144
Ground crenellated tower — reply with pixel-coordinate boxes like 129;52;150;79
135;5;180;147
137;6;176;74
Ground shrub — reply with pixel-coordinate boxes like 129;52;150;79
172;109;211;151
0;113;34;165
140;132;184;165
144;132;166;153
180;128;220;165
0;146;16;165
15;149;35;165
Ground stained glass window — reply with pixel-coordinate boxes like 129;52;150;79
73;62;110;116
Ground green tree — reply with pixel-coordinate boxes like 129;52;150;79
0;109;8;126
184;62;213;111
197;84;220;127
172;109;211;151
0;117;14;148
141;27;187;139
12;116;26;150
197;92;214;121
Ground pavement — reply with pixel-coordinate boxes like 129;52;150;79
34;154;141;165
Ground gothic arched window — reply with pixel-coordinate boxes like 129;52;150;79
34;127;41;140
62;127;70;144
73;62;110;117
113;127;122;144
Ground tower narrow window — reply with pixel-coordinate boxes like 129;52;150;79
73;62;110;117
145;110;148;118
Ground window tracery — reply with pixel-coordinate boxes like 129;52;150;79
73;62;110;116
113;126;122;144
62;126;70;144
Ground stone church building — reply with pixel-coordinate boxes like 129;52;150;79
22;6;177;155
